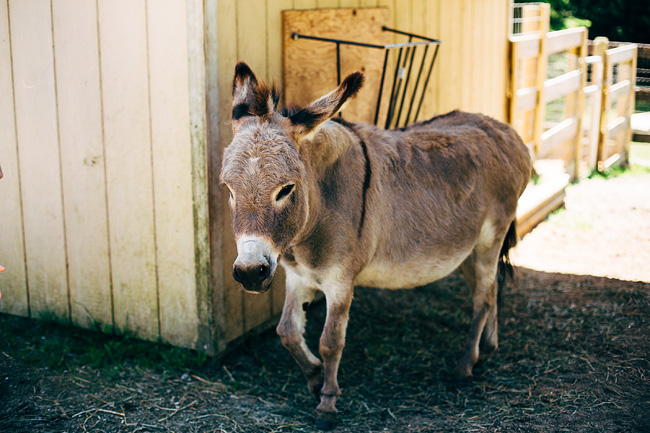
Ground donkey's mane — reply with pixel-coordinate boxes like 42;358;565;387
279;105;303;118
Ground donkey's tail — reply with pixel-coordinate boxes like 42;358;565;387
497;220;518;304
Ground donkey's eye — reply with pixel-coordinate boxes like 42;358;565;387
275;184;295;202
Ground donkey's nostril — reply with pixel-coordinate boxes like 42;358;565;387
258;264;270;281
232;265;244;284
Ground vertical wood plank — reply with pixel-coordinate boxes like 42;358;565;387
496;0;509;121
237;0;273;332
9;0;69;322
98;0;159;340
485;0;495;116
407;0;424;123
474;0;486;113
423;0;440;118
217;0;244;343
293;0;318;10
147;0;200;348
203;0;226;354
318;0;339;8
438;0;461;113
359;0;377;7
0;0;29;317
51;0;112;330
533;4;549;157
456;0;474;111
623;46;637;162
267;0;293;102
337;0;357;8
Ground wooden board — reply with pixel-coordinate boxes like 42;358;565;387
0;0;29;317
216;0;244;343
147;0;199;348
98;0;159;340
516;174;570;237
187;0;215;353
9;0;70;322
51;0;113;330
283;8;391;125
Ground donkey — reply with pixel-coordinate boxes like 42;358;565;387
220;62;531;429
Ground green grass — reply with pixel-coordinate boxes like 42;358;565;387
0;313;207;372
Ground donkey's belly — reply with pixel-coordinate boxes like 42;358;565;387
353;250;469;289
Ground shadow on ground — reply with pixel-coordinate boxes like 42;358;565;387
1;268;649;432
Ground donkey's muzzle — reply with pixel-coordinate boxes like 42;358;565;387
233;262;272;292
233;236;277;293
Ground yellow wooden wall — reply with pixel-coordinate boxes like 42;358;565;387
0;0;211;351
1;0;510;352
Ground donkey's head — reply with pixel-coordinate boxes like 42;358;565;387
220;62;364;293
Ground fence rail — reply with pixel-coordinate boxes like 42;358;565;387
509;3;638;178
509;3;638;235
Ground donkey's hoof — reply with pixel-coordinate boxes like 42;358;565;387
479;339;498;354
315;410;339;431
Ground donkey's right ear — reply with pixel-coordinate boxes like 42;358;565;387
231;62;258;130
288;72;364;139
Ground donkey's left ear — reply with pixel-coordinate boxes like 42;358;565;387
232;62;280;132
288;72;364;139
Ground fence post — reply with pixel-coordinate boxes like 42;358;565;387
624;45;638;164
593;37;610;169
532;3;550;157
572;29;588;179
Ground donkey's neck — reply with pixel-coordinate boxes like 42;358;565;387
292;118;370;249
299;119;357;174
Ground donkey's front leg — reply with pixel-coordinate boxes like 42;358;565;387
276;271;323;399
315;285;354;430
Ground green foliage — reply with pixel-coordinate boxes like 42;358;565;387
519;0;650;43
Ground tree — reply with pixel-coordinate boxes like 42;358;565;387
520;0;650;43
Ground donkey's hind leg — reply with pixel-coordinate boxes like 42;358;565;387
455;224;504;379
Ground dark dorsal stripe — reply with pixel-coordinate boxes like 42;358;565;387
331;117;372;238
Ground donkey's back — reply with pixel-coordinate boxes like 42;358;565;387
350;110;531;290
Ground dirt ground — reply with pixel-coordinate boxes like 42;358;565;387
1;168;649;433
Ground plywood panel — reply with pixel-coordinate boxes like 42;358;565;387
98;0;158;340
147;0;199;348
283;8;391;125
0;0;28;317
9;0;69;322
51;0;112;330
217;0;244;343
